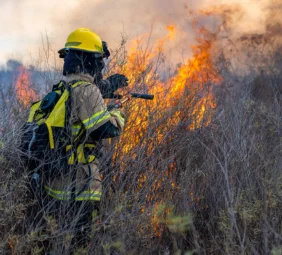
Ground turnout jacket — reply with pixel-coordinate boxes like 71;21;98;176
44;73;125;201
69;74;124;139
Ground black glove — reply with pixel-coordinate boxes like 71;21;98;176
106;74;128;91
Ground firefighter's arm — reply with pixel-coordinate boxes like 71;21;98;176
96;79;113;98
77;84;125;139
89;110;124;139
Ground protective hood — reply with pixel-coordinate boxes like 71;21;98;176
63;50;104;82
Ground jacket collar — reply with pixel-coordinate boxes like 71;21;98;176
62;73;93;84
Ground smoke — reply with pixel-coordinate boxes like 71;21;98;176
0;0;281;68
204;1;282;74
0;0;78;64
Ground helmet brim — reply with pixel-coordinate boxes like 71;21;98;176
58;47;103;59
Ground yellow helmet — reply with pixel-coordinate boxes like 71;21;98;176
58;28;103;57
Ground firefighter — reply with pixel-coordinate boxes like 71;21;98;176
42;28;128;251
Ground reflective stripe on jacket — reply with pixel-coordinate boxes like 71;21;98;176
44;185;101;201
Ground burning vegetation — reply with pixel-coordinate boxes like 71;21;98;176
2;2;282;254
108;22;222;237
15;66;37;106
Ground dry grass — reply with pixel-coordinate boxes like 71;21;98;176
1;35;282;255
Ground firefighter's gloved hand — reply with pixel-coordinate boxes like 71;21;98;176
106;74;128;92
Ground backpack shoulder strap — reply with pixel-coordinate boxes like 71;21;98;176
52;79;91;91
68;80;92;89
52;80;65;90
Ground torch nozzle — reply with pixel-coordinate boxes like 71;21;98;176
131;93;154;100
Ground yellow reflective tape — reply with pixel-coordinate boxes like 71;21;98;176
82;109;107;124
44;185;101;201
72;124;82;136
75;195;101;201
87;114;111;130
82;110;111;130
44;185;102;196
46;123;55;149
72;81;90;89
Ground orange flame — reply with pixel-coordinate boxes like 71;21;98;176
166;25;175;40
112;23;220;153
110;20;221;236
15;66;37;106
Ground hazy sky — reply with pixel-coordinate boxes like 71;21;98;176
0;0;272;66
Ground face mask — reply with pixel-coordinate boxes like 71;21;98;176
63;51;105;78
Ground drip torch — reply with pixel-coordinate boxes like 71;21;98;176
107;93;154;110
